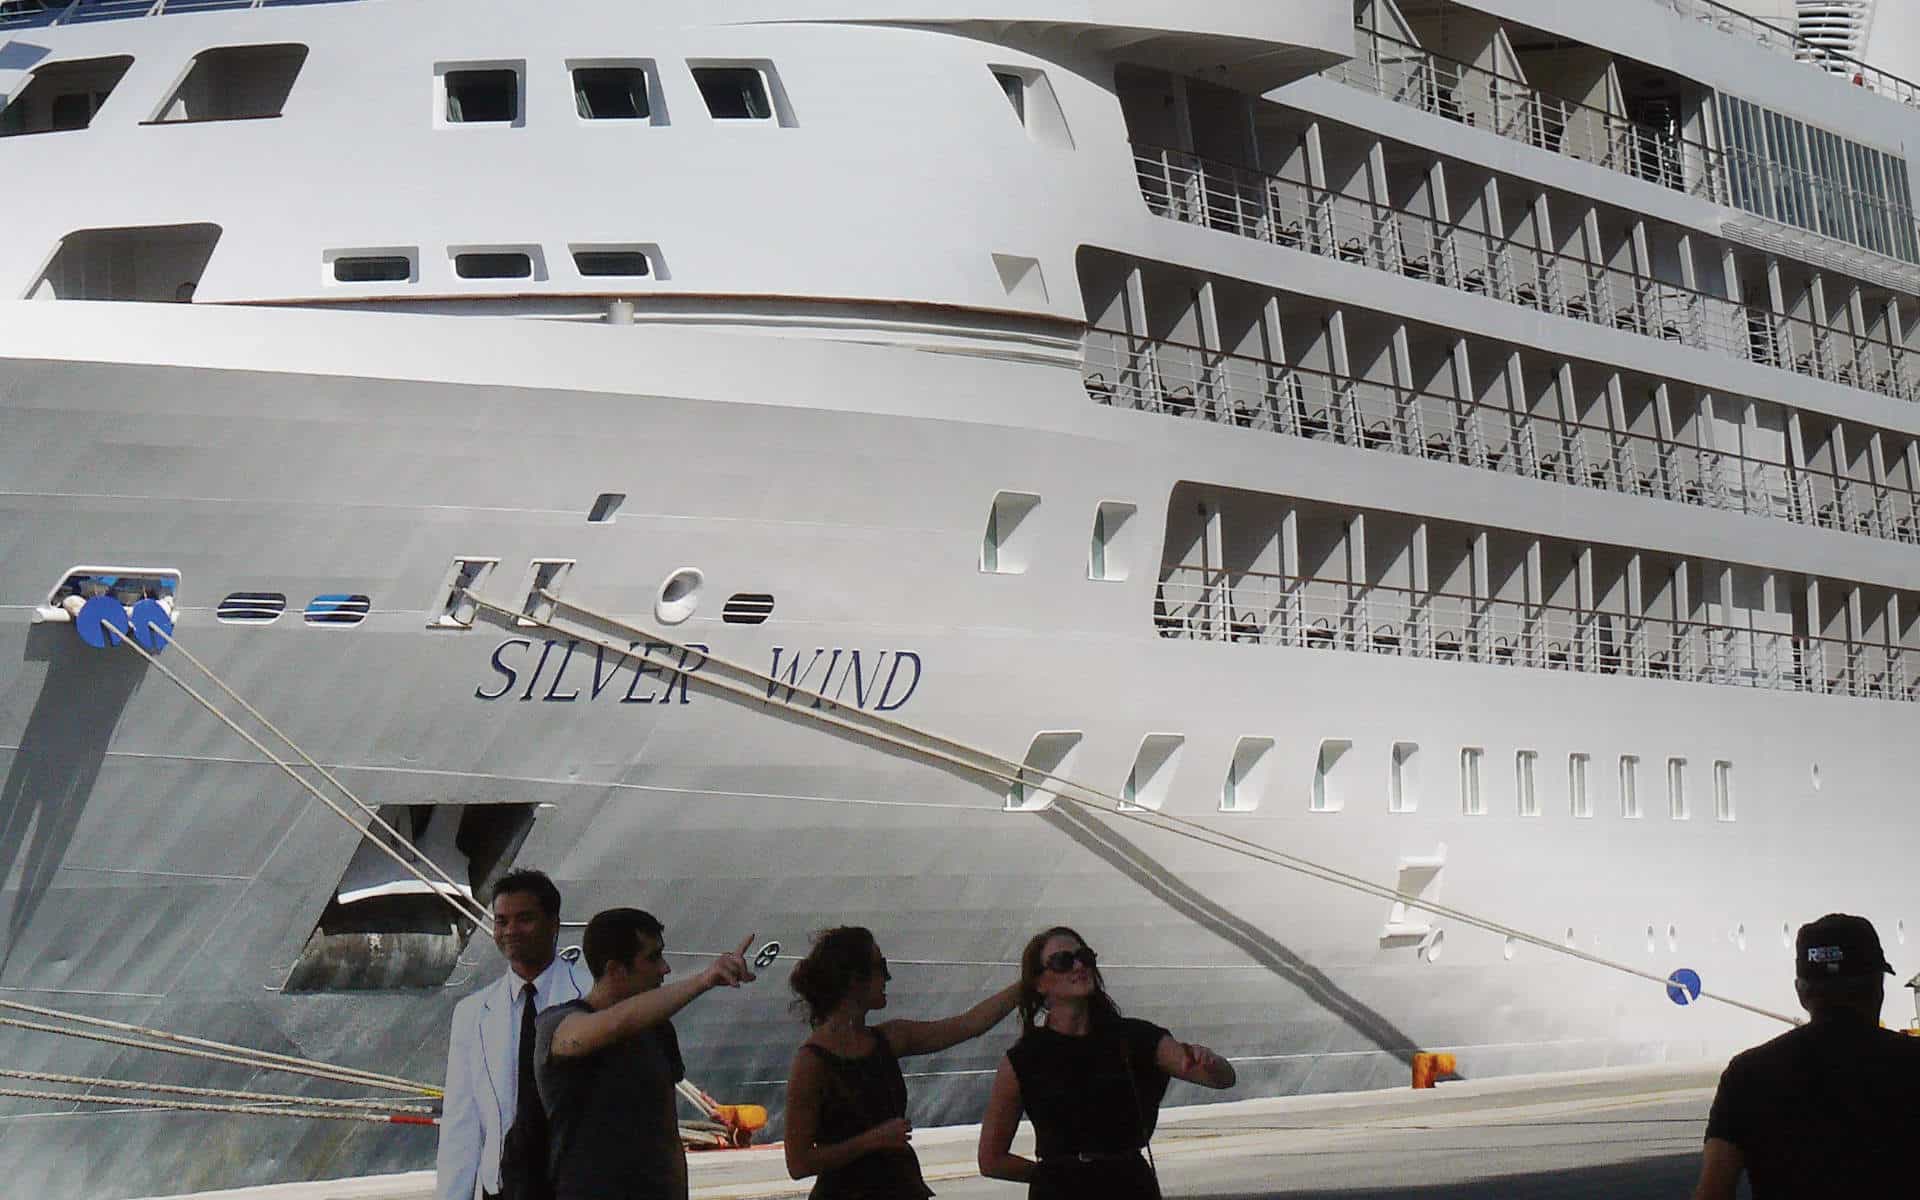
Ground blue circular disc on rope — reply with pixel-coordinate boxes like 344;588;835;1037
1667;968;1703;1006
74;594;129;649
128;598;173;653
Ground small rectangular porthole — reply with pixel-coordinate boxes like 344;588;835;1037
325;248;416;285
451;246;543;281
570;62;657;122
688;60;793;125
571;245;654;278
437;62;524;127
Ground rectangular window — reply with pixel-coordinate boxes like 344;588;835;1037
445;67;519;124
573;66;649;120
454;251;533;280
1620;754;1640;818
0;56;133;137
153;44;307;124
692;66;771;120
1460;747;1484;815
1714;760;1734;821
1668;756;1689;819
332;255;412;283
1569;753;1591;818
1516;750;1539;817
572;249;651;277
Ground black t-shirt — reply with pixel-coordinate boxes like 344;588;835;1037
1006;1017;1172;1160
1704;1018;1920;1198
533;998;688;1200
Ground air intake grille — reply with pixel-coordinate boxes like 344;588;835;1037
304;594;372;626
217;592;287;623
721;592;775;624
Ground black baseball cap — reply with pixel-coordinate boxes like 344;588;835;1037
1795;913;1894;980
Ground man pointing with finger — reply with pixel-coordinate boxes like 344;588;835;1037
534;910;758;1200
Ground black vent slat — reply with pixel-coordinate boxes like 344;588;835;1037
217;591;287;623
722;592;775;624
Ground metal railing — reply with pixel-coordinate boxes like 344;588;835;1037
1132;141;1919;405
0;0;356;29
1083;328;1920;546
1155;565;1915;702
1664;0;1920;106
1327;29;1725;203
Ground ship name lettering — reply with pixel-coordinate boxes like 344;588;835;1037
766;646;922;711
475;638;708;704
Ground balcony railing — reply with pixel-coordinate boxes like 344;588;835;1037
1084;328;1920;546
1156;565;1916;703
1327;29;1725;203
0;0;357;29
1665;0;1920;107
1132;142;1918;405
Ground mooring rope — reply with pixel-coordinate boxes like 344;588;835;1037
0;1066;437;1114
0;1013;439;1098
105;624;492;931
475;590;1799;1027
137;622;484;925
0;1087;437;1125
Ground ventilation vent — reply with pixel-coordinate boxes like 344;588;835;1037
218;592;287;624
722;592;775;624
304;594;371;626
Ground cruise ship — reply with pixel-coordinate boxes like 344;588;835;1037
3;0;1918;1195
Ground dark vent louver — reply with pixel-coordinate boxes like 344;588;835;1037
217;592;287;623
722;592;775;624
304;594;372;626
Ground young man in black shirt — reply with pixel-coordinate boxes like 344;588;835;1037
1694;912;1919;1199
534;909;756;1200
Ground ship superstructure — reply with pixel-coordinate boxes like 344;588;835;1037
1;1;1917;1196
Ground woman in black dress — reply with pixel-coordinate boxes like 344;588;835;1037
783;926;1021;1199
976;926;1236;1199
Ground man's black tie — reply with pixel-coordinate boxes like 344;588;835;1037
518;981;545;1135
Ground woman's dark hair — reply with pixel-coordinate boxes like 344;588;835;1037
1017;925;1121;1037
790;926;882;1026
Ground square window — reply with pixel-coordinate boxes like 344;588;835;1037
694;66;771;120
446;69;518;123
332;255;412;283
574;67;649;120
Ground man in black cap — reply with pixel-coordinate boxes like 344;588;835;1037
1693;912;1920;1199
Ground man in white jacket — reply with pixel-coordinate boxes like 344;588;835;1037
437;869;592;1200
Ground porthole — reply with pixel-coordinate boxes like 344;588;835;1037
1563;927;1576;949
1734;923;1748;952
1667;923;1678;953
1810;762;1822;790
1781;921;1792;950
304;594;370;626
721;592;774;625
1646;924;1656;954
655;567;702;625
1898;920;1907;946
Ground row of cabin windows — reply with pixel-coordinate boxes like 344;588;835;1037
981;491;1140;583
1457;748;1733;821
329;246;653;285
0;50;777;136
0;46;306;135
1008;731;1735;818
442;62;778;126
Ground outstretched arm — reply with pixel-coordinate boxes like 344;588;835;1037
1154;1035;1236;1089
976;1056;1035;1183
782;1047;912;1180
881;981;1023;1058
551;935;755;1060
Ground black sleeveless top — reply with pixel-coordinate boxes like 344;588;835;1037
801;1033;934;1200
1006;1018;1171;1160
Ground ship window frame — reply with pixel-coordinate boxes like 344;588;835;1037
1620;754;1641;819
687;59;794;126
1667;755;1689;819
325;248;417;286
1714;759;1735;821
1515;749;1539;817
571;63;653;122
569;244;656;279
436;61;525;128
148;42;309;125
0;54;134;137
451;245;543;281
1460;746;1484;816
1569;753;1591;818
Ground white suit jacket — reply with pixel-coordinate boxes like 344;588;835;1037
435;952;592;1200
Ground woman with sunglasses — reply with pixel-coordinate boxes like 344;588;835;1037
783;926;1022;1198
977;926;1236;1199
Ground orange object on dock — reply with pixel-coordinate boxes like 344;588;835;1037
1411;1052;1458;1088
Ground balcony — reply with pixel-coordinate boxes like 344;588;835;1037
1084;328;1920;547
1131;142;1918;405
1155;565;1915;704
1326;29;1723;202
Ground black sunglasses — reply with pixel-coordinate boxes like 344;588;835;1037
1042;946;1098;974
